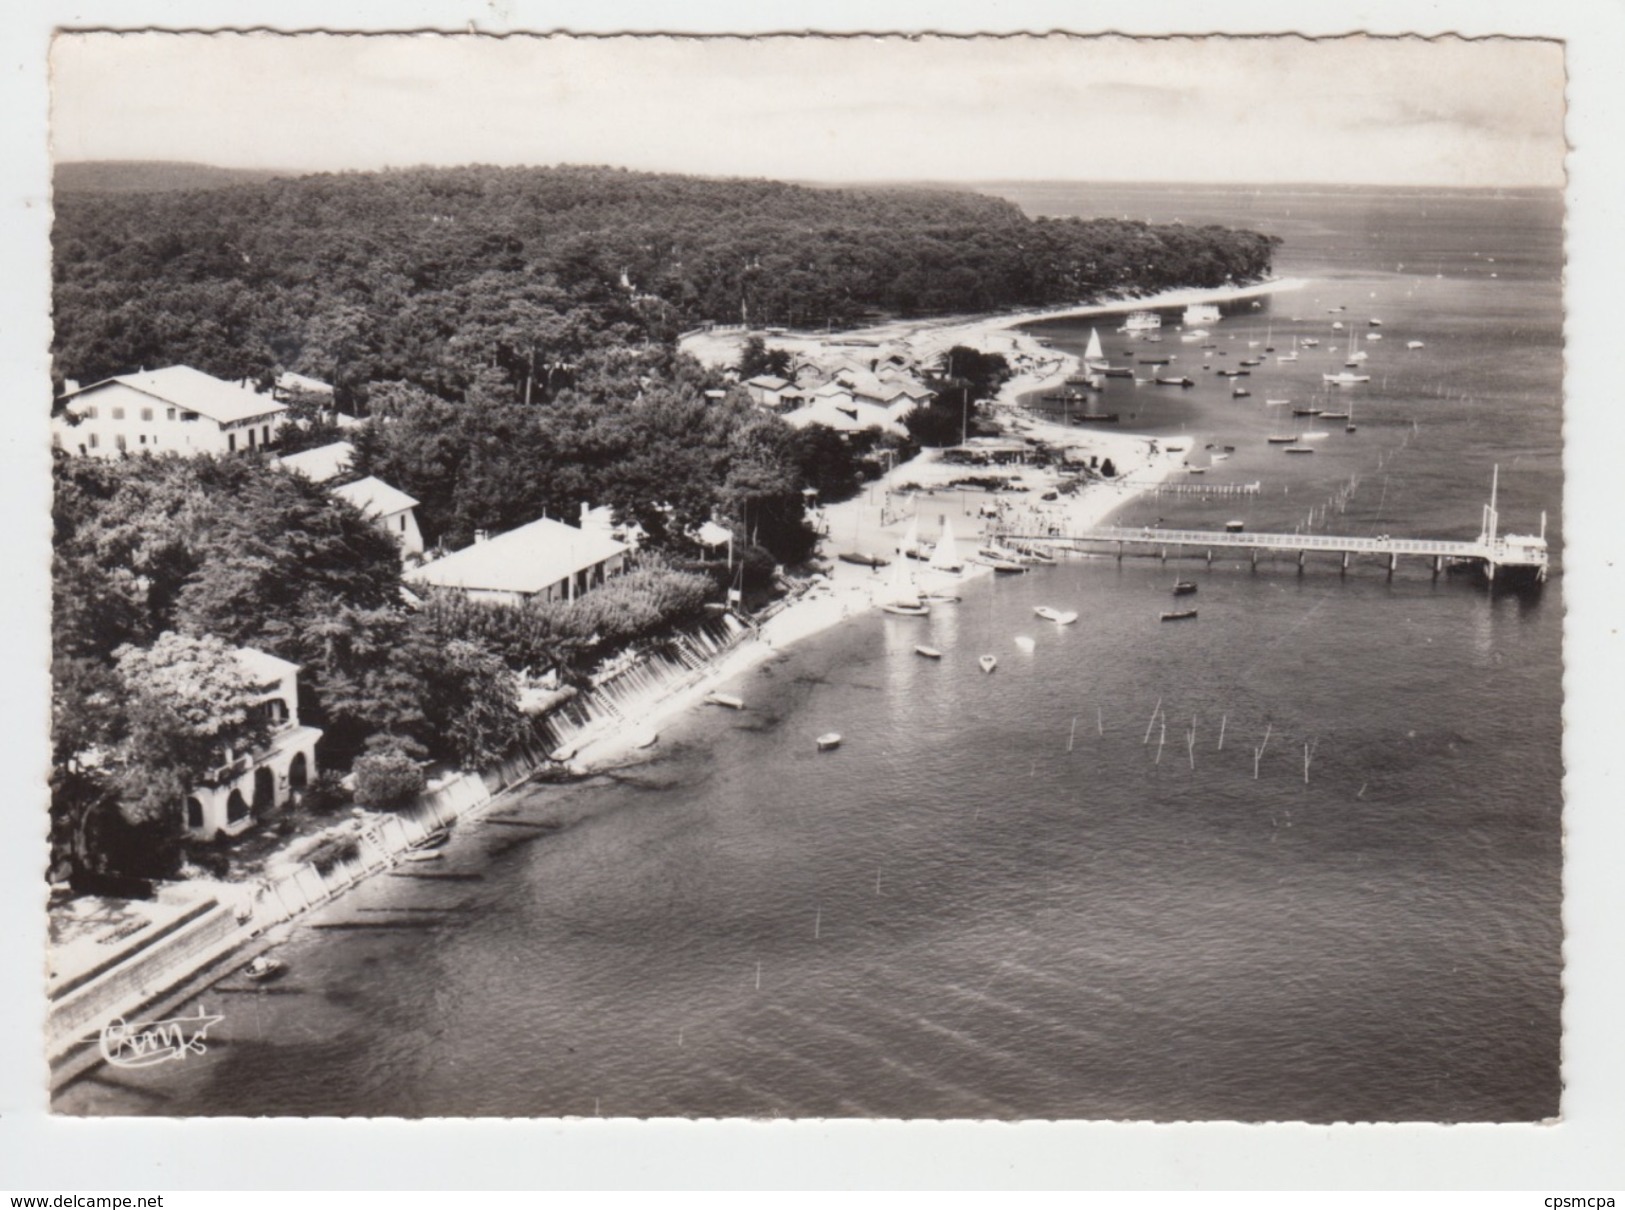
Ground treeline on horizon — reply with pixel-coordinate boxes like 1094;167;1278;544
52;163;1281;401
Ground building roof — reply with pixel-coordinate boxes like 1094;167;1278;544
330;475;419;519
405;516;628;596
277;441;355;483
63;366;287;426
274;370;334;396
236;645;301;686
744;375;791;391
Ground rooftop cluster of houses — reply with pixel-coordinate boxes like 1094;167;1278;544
738;359;937;437
54;365;647;840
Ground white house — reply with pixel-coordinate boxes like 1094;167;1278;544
186;647;322;840
52;366;288;458
781;388;907;437
404;515;629;608
330;475;425;558
276;440;355;484
272;370;335;401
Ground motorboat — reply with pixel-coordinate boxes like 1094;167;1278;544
403;849;444;863
1160;609;1198;622
1406;340;1425;350
1154;376;1195;387
1291;407;1322;417
705;692;746;709
978;655;999;674
1283;446;1316;454
816;733;842;751
838;551;889;568
1014;636;1036;653
1322;372;1370;385
915;645;943;659
1232;388;1251;398
1033;606;1078;624
1172;580;1198;596
244;956;285;982
1266;434;1301;444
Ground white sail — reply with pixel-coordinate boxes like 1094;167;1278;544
886;558;923;607
898;514;921;558
1084;327;1105;365
928;517;963;571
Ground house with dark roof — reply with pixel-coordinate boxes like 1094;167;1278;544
52;366;287;458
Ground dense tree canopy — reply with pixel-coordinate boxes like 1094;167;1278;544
53;164;1279;403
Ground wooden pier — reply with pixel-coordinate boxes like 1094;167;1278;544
992;524;1547;581
996;468;1550;583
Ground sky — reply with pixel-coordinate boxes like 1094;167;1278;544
49;32;1567;187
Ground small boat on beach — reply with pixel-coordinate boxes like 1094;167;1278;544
816;732;842;751
634;729;661;749
705;691;746;710
244;956;285;982
1160;609;1198;622
403;849;444;864
838;551;889;568
978;655;999;674
1172;580;1198;596
410;828;450;851
915;645;943;659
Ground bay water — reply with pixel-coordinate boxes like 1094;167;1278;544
60;184;1564;1122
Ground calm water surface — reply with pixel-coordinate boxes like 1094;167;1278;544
61;184;1563;1121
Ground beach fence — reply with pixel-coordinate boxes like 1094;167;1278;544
49;616;752;1070
531;615;747;757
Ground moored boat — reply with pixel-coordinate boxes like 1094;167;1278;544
1266;434;1301;444
1172;580;1197;596
1033;605;1078;624
1119;311;1162;333
705;691;746;710
245;956;285;982
1160;609;1198;622
838;551;889;568
816;732;842;751
1283;445;1316;454
978;655;999;674
1014;635;1036;653
915;645;943;659
1154;376;1195;387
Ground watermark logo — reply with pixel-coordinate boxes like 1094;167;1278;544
99;1005;224;1068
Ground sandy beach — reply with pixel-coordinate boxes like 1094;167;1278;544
569;286;1253;770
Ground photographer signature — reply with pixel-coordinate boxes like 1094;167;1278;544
99;1005;224;1068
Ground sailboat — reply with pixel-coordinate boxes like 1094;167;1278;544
927;516;965;574
1084;327;1109;372
881;560;930;616
1276;335;1299;364
897;514;925;561
1344;328;1368;367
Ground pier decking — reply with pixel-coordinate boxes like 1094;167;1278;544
990;524;1547;581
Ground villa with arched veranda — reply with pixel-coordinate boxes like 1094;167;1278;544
184;647;323;840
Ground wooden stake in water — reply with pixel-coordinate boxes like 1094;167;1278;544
1156;719;1166;765
1254;723;1272;780
1068;716;1077;753
1187;718;1196;769
1144;697;1163;745
755;962;762;990
1218;713;1228;751
814;907;821;939
1097;705;1104;736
